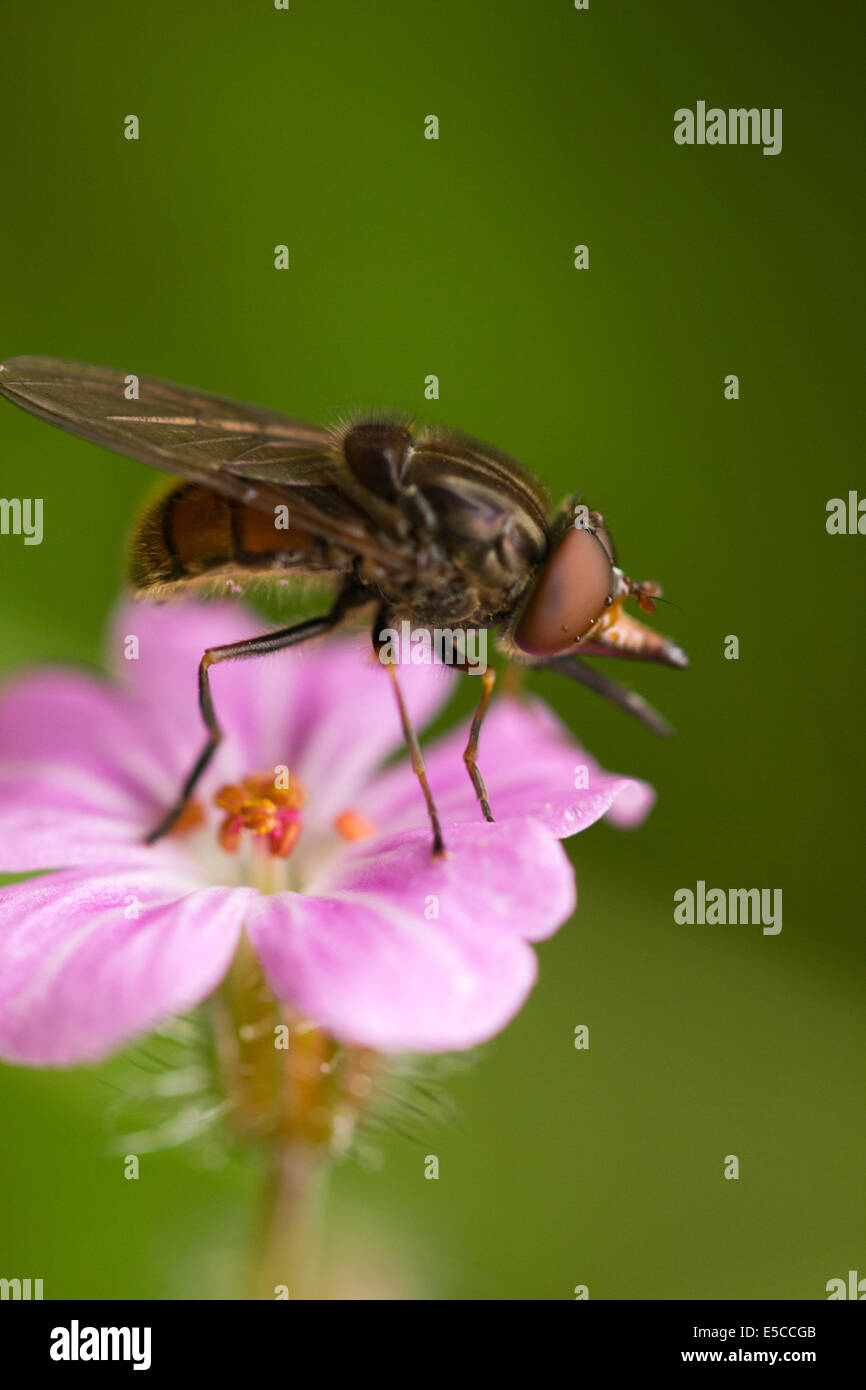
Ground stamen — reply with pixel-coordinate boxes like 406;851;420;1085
272;818;302;859
334;810;378;843
168;799;205;836
214;771;307;858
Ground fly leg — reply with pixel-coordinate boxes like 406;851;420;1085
462;666;497;822
372;611;445;858
546;654;674;738
145;584;366;843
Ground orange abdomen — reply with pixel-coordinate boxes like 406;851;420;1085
128;482;336;592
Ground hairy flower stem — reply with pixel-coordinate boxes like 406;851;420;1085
212;932;378;1299
255;1139;327;1299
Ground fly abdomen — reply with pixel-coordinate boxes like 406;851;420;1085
128;482;336;593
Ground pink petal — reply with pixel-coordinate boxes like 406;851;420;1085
0;601;456;872
364;695;655;839
0;860;252;1064
283;638;454;831
247;819;575;1053
108;601;454;826
0;780;193;872
0;671;186;869
107;599;279;788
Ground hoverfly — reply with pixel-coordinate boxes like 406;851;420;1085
0;356;687;855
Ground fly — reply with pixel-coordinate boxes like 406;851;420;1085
0;356;688;856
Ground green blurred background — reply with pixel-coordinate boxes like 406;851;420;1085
0;0;863;1300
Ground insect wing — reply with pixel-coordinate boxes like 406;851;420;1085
0;356;395;560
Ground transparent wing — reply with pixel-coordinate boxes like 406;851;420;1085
0;356;393;558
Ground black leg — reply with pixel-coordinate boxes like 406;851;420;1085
372;611;445;857
145;588;362;844
462;666;496;821
546;655;674;738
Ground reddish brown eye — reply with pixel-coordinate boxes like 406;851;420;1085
592;520;616;564
514;527;613;656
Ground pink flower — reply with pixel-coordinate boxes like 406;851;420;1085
0;602;653;1064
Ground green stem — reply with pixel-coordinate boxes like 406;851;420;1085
211;934;376;1299
253;1139;328;1300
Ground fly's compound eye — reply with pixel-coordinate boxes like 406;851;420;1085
589;514;616;564
513;526;614;657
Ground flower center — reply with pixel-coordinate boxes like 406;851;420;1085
214;772;307;859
